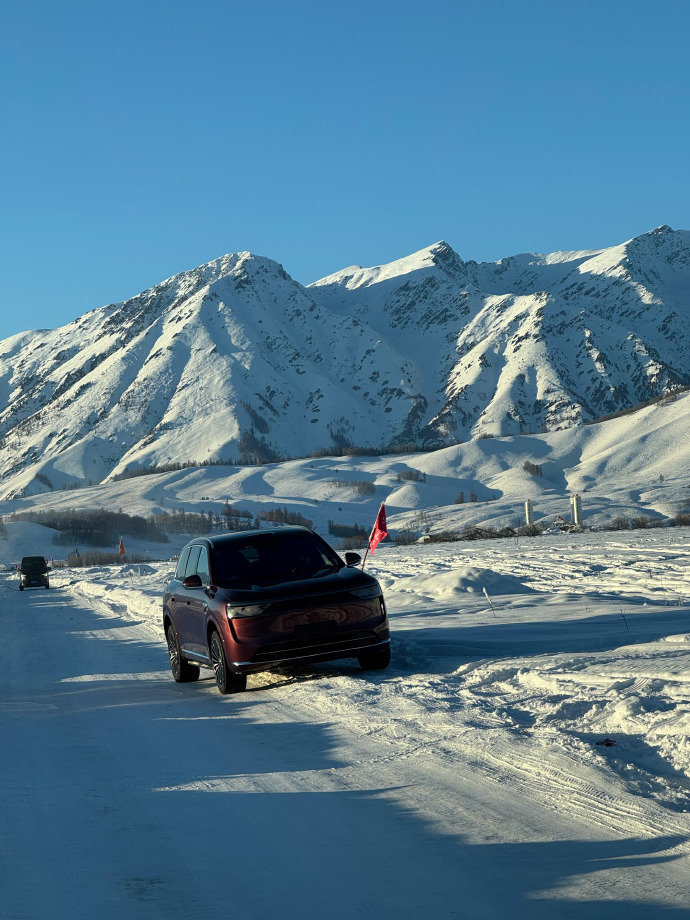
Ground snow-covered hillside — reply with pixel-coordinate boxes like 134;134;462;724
2;388;689;558
0;226;688;499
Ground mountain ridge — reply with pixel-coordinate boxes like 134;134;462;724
0;227;688;499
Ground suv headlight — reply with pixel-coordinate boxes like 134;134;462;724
350;584;382;600
226;602;269;619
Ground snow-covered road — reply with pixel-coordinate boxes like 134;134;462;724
2;530;689;918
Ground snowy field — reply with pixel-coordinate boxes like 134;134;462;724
3;527;687;917
2;391;689;566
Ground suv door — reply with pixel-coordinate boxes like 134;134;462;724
171;546;193;645
186;546;211;660
177;545;201;652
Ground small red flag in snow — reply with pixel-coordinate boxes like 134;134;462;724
362;503;387;569
118;537;126;557
369;503;387;553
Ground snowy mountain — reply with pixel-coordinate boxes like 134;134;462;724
0;227;688;498
310;226;690;443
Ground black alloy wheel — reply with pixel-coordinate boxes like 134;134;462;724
209;630;247;694
166;624;199;683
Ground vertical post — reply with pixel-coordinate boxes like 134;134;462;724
525;499;534;527
571;493;582;526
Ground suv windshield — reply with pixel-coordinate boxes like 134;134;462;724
21;556;47;573
213;532;342;588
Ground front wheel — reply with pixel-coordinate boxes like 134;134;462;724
166;624;199;683
358;644;391;671
209;630;247;694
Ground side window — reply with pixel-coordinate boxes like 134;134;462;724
196;547;210;585
175;547;192;580
185;546;202;579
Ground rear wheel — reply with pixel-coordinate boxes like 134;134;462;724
209;630;247;694
358;644;391;671
166;624;199;683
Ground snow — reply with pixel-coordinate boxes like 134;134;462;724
56;526;690;815
3;388;689;554
1;227;688;499
2;526;687;916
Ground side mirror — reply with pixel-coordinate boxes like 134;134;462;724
345;552;361;567
183;573;203;589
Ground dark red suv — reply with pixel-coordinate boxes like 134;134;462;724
162;527;390;693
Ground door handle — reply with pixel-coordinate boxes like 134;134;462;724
202;603;208;613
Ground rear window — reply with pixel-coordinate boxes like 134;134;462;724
21;556;46;572
212;532;342;588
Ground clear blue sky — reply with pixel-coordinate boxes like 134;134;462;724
2;0;689;338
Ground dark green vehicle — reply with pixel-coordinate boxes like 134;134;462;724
19;556;50;590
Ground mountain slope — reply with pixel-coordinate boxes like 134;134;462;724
0;227;688;499
3;387;689;540
0;253;424;497
309;226;690;443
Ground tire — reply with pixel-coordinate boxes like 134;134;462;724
358;644;391;671
209;630;247;694
166;624;199;683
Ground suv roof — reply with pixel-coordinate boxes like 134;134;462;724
185;527;313;551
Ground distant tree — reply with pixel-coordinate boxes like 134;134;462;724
469;491;478;502
329;479;376;494
455;492;465;504
260;507;313;528
523;461;543;477
327;520;367;538
9;508;169;545
608;516;631;531
397;468;425;483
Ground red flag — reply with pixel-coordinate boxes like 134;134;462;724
362;503;387;570
369;503;387;554
118;537;126;557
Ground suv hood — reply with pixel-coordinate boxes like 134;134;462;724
218;565;379;605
